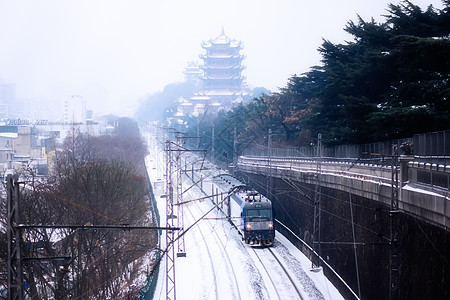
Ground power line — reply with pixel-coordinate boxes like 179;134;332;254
242;170;390;242
18;225;179;231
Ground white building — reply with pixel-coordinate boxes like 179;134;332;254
63;95;86;124
176;29;249;120
0;78;15;119
199;28;247;107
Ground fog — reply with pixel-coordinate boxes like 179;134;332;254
0;0;443;118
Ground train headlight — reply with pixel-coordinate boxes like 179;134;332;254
268;222;273;229
246;223;251;230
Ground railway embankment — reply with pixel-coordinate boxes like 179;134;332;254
237;156;449;300
238;155;450;230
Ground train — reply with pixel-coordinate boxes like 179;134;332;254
207;172;275;246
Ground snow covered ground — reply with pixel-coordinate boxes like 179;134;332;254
144;130;344;300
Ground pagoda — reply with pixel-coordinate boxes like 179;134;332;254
175;29;247;119
199;28;247;108
183;61;202;82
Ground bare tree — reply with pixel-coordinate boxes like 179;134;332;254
15;128;157;299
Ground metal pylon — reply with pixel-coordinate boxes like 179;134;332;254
165;140;176;300
7;175;24;300
389;145;400;300
312;133;322;269
267;129;272;196
176;134;186;256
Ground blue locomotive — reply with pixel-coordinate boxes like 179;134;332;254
211;173;275;246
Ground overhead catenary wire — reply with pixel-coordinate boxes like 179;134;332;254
16;176;163;299
241;169;391;242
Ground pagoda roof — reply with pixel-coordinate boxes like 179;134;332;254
201;28;242;48
203;90;240;96
199;54;242;59
176;96;189;103
201;75;244;80
200;65;243;70
190;95;211;101
202;41;241;48
185;66;202;71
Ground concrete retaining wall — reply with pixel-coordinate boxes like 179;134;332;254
238;155;450;230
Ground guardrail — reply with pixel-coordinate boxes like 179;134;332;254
242;129;450;164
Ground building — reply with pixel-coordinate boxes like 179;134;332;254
0;78;16;119
184;61;203;82
175;29;248;120
0;125;44;173
63;95;86;124
199;28;247;107
0;131;16;170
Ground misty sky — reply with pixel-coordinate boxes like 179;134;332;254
0;0;444;117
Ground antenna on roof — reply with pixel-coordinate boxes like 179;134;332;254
221;26;225;35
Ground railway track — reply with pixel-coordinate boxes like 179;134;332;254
185;156;304;299
249;246;305;300
146;129;340;300
181;154;322;300
185;168;305;300
183;163;244;300
189;194;243;300
183;196;219;300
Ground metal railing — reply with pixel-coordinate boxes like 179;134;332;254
243;129;450;165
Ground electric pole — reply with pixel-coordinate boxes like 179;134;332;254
233;126;237;175
267;129;272;196
312;133;322;269
211;124;215;166
176;133;186;257
165;140;176;300
7;175;24;300
389;145;400;300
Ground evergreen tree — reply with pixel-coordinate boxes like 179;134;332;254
305;0;450;144
186;1;450;149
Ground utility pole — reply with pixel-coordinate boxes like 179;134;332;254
267;129;272;196
163;130;205;299
232;126;237;175
312;133;322;269
165;140;176;300
389;145;400;300
211;124;215;166
176;133;186;257
7;175;24;300
7;146;179;300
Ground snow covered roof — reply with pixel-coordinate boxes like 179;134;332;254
200;65;243;70
190;95;211;101
203;90;239;96
201;28;242;48
200;54;242;59
0;132;18;138
184;61;202;73
201;75;243;80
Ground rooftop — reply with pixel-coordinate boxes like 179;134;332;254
201;28;242;48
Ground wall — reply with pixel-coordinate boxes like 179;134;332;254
238;170;450;300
